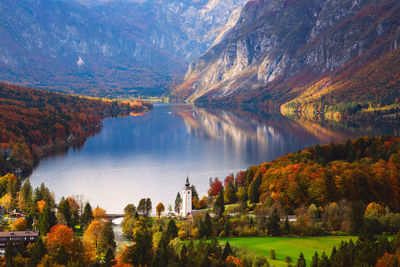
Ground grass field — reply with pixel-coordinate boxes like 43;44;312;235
219;236;356;267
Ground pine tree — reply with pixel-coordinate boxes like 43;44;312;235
296;252;306;267
248;173;262;204
99;221;116;255
37;207;57;235
58;197;71;226
175;193;182;214
222;242;232;259
318;252;329;267
81;202;93;227
311;252;319;267
267;207;281;236
349;201;364;234
203;212;213;237
166;219;178;240
214;191;225;218
28;237;46;266
355;227;378;266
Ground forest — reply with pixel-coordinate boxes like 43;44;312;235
0;82;152;175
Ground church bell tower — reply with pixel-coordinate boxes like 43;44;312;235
181;176;192;216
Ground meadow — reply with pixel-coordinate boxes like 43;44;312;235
219;236;356;266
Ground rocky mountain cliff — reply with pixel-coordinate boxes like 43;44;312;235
174;0;400;115
0;0;246;96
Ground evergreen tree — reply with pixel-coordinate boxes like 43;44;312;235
104;248;116;266
296;252;306;267
267;207;281;236
37;207;57;235
248;173;262;204
355;227;378;266
99;221;116;255
284;216;290;233
311;252;319;267
318;252;329;267
222;241;232;260
81;202;93;227
349;201;364;234
28;237;46;266
175;193;182;214
214;191;225;218
166;219;178;240
57;197;71;226
330;246;337;266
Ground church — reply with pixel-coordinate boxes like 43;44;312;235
180;176;192;216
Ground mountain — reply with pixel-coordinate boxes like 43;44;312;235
0;0;246;97
174;0;400;118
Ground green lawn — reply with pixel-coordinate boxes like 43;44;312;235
219;236;356;267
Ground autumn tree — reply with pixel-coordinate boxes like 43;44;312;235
10;218;27;231
84;219;105;256
93;206;107;220
156;202;165;218
208;177;223;197
46;224;74;265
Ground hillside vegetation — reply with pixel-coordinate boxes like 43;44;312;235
0;82;151;174
244;136;400;212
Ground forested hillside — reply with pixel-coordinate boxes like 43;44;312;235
242;136;400;213
0;82;151;174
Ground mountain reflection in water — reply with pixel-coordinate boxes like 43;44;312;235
29;104;398;213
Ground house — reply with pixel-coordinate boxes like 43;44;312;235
0;231;39;253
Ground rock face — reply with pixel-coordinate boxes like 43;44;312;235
0;0;246;96
174;0;400;109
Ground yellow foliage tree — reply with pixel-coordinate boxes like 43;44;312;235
37;200;46;213
10;218;27;231
156;202;165;218
0;193;13;211
93;206;108;220
83;219;105;254
365;202;385;218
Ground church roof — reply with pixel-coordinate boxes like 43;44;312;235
183;176;191;190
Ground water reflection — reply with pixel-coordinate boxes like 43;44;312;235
29;104;398;213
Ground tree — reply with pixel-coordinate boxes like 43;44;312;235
99;221;116;256
84;219;105;256
138;198;152;217
248;173;262;204
191;185;199;209
46;224;75;262
296;252;306;267
267;207;281;236
27;237;46;266
349;201;364;234
10;218;27;231
355;227;378;266
81;202;93;227
237;186;248;211
124;204;136;216
208;177;223;197
175;193;182;214
224;181;237;204
156;202;165;218
214;191;225;218
93;206;107;220
365;202;384;218
310;251;319;267
37;207;57;235
166;219;178;240
57;197;71;226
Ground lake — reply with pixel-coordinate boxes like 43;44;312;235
29;104;398;213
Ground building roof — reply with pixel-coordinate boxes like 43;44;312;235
0;231;39;237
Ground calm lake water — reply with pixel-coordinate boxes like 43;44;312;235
29;104;398;213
